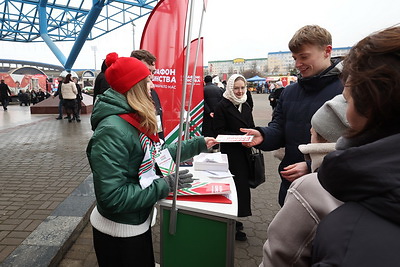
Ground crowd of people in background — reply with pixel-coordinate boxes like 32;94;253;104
17;88;51;106
0;72;86;125
0;79;55;108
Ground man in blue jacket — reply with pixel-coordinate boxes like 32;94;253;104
242;25;343;206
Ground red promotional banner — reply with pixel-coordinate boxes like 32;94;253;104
184;38;204;139
159;37;204;143
140;0;189;143
141;0;205;144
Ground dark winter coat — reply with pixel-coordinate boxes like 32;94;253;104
93;60;110;104
30;90;38;104
312;131;400;266
18;91;30;104
53;83;63;99
213;98;255;217
0;82;11;99
246;90;254;110
256;59;343;205
37;91;46;102
151;89;164;140
268;87;284;108
202;82;223;137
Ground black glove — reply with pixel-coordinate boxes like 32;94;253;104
163;169;194;192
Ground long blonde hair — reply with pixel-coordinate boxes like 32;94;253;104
125;79;157;134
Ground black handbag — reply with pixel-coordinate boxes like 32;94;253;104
248;148;266;188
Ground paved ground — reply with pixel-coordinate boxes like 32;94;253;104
0;93;282;267
0;104;94;266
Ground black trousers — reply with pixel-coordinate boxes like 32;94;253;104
92;227;155;267
63;99;78;119
278;177;292;207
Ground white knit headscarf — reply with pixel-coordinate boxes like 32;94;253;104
223;74;248;107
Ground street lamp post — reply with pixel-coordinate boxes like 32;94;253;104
130;19;136;51
91;46;97;71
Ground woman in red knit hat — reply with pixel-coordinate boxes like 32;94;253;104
87;53;218;266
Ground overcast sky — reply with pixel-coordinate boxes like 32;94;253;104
0;0;399;69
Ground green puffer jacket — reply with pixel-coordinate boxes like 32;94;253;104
87;89;208;225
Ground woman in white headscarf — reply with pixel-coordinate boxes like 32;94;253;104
213;74;255;241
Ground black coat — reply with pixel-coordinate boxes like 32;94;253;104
257;59;344;205
151;89;164;140
268;87;283;108
214;98;255;217
312;202;400;267
202;82;223;137
312;131;400;266
93;60;110;104
53;83;63;99
37;91;46;102
0;82;11;99
246;90;254;110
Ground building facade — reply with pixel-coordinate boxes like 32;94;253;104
207;58;268;81
205;47;351;80
267;47;351;75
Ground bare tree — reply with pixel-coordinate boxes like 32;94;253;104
242;69;262;79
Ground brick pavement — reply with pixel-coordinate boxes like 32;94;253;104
0;106;94;265
58;93;282;267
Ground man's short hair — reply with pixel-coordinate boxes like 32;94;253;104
130;49;156;66
204;75;212;83
288;25;332;53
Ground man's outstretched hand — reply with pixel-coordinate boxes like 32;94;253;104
240;128;263;147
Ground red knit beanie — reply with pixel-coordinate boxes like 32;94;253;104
105;52;150;94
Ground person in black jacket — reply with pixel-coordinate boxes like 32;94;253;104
0;79;12;110
93;60;110;105
268;81;284;111
53;76;64;119
214;74;255;241
202;75;223;138
246;89;253;110
72;76;83;122
18;89;30;106
38;89;47;103
312;25;400;267
241;25;343;206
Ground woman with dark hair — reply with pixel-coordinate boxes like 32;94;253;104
61;73;79;122
312;26;400;266
72;77;83;119
93;59;110;104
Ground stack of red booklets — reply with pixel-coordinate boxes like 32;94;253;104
166;182;232;204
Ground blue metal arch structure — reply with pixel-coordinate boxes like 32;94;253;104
0;0;158;70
